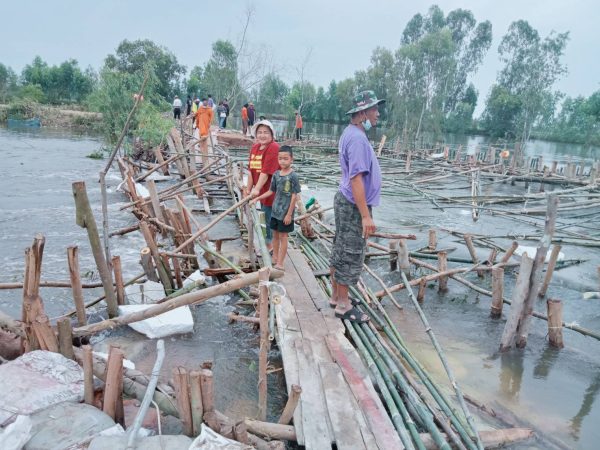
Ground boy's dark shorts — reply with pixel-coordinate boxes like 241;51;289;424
270;217;294;233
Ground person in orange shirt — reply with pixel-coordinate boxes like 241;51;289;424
295;111;303;140
241;103;249;136
195;98;214;168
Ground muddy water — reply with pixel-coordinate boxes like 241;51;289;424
0;126;286;422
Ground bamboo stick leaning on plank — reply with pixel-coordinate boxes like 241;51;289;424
72;269;283;336
72;181;119;317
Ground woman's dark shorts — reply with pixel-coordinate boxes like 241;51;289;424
330;191;370;286
270;217;294;233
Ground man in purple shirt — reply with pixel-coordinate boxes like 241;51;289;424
329;90;384;323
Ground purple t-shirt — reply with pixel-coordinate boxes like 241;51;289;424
338;125;382;206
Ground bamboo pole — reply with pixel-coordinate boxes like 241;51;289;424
499;241;519;264
437;251;448;293
398;239;410;271
389;240;399;271
278;384;302;425
200;368;215;418
539;245;562;298
464;234;483;278
244;419;296;441
139;221;173;293
152;147;170;176
67;246;87;326
417;279;427;303
112;256;125;306
500;254;534;352
99;171;112;269
428;229;437;250
490;267;504;319
72;181;118;317
82;345;95;405
189;370;204;436
57;318;74;360
140;247;158;282
173;367;193;436
547;299;564;348
258;267;270;421
103;345;125;423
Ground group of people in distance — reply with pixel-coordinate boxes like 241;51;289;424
173;89;383;324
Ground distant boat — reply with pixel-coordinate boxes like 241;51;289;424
7;117;41;128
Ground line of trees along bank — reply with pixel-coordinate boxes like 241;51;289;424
1;5;598;147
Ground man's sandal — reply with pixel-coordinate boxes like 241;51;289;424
334;306;369;324
328;297;361;309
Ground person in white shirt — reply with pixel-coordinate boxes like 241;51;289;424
172;95;183;119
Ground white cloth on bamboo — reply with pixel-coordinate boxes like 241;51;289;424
514;245;565;263
118;305;194;339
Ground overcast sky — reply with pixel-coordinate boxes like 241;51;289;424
2;0;598;114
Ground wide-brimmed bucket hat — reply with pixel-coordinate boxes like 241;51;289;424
346;90;386;115
252;119;276;139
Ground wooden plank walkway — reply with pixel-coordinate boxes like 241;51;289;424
275;247;403;450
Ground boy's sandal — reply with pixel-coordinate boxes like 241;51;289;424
334;306;369;324
328;297;361;309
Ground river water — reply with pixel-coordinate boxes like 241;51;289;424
1;124;599;447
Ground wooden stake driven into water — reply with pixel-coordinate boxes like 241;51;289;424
67;246;87;326
173;367;193;436
547;299;564;348
72;181;119;318
258;267;270;421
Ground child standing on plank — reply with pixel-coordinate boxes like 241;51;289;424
251;145;301;270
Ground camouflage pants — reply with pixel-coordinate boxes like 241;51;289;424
330;191;371;286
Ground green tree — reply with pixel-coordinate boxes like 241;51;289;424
104;39;185;99
482;20;569;144
199;40;238;104
481;84;522;138
256;73;288;114
0;63;18;102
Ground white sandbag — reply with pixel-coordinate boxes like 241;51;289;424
89;435;192;450
0;415;32;450
182;270;206;288
189;424;252;450
118;305;194;339
25;402;116;450
125;280;165;304
514;245;565;263
0;351;84;424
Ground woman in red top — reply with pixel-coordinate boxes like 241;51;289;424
246;120;280;251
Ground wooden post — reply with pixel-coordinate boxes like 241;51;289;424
397;239;410;272
139;221;173;293
146;180;167;237
464;234;483;277
516;195;559;348
405;148;412;171
103;346;125;423
189;370;204;436
32;314;59;352
200;368;215;418
539;245;562;298
376;135;387;156
437;251;448;293
57;318;74;360
258;268;270;421
67;246;87;326
82;345;95;405
500;241;519;264
486;248;497;266
490;267;504;318
234;421;250;444
153;147;169;175
140;247;159;282
278;384;302;425
112;256;125;306
428;229;437;251
417;278;427;303
500;254;533;351
72;181;118;318
388;240;398;271
550;161;557;174
173;367;193;436
547;299;564;348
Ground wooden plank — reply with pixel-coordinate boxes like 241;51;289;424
319;362;368;450
295;339;334;449
326;335;404;450
288;248;330;311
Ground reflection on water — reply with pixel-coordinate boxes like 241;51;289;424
499;352;525;400
570;374;600;441
533;346;561;379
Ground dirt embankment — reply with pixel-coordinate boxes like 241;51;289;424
0;104;103;131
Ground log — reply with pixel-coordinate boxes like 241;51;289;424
500;255;534;352
547;299;564;348
244;419;296;441
228;312;260;325
258;268;270;421
103;346;125;424
234;421;250;444
82;345;95;405
539;245;562;298
152;147;170;175
139;221;173;293
173;367;193;436
371;231;417;240
72;181;118;318
22;236;45;351
189;370;204;436
278;384;301;425
140;247;159;282
146;179;166;237
490;267;504;319
109;223;140;237
57;318;74;360
437;251;448;293
32;314;59;352
67;246;87;326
